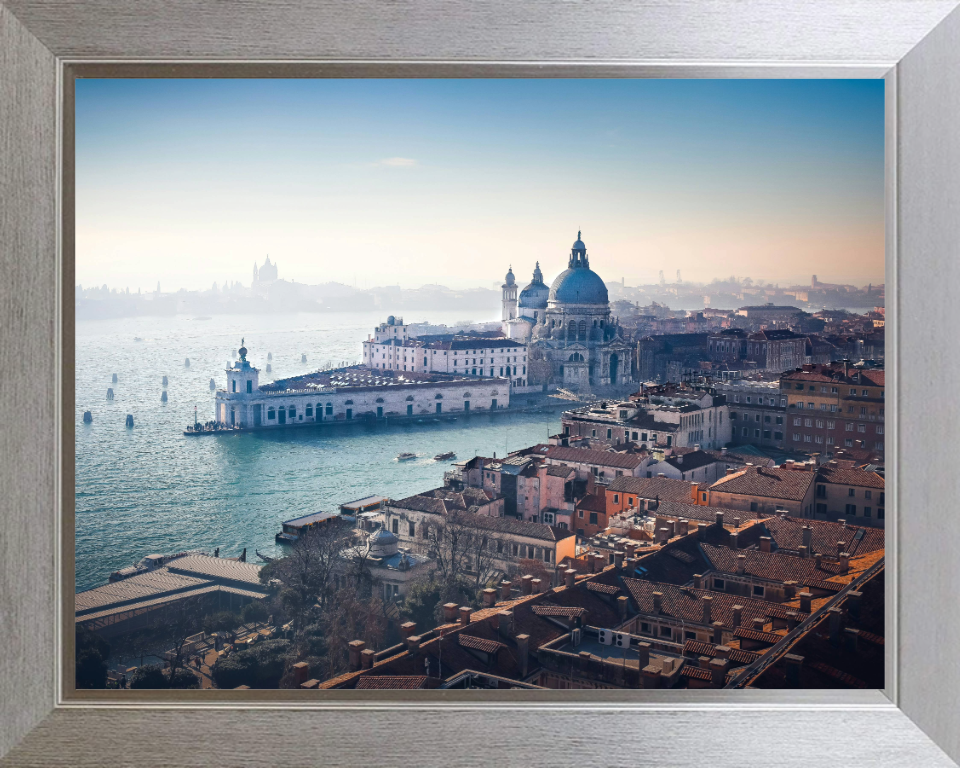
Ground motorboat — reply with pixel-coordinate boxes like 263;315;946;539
396;452;417;461
434;451;456;461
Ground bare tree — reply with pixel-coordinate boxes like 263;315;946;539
420;512;506;598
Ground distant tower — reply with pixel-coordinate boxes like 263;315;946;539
253;262;259;284
502;266;517;321
812;274;818;288
659;270;665;287
677;269;682;284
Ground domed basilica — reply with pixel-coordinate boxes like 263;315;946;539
502;232;633;390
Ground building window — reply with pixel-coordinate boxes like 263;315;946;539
408;522;415;537
863;507;872;518
858;424;866;433
589;512;598;525
878;507;885;519
848;488;856;497
793;433;801;441
793;417;801;426
392;519;399;534
742;427;749;437
607;428;612;439
713;578;725;590
815;420;824;428
750;502;758;512
774;431;783;440
267;408;276;420
804;418;812;428
803;435;812;443
845;504;857;515
776;416;783;425
659;626;672;639
752;585;765;597
877;425;884;435
865;490;872;500
815;435;824;444
845;438;853;447
845;423;854;431
613;494;619;503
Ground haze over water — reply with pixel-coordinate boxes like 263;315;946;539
75;311;561;592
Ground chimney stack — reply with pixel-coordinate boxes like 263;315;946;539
565;569;576;589
400;621;417;639
614;551;625;569
798;545;809;559
847;591;863;623
709;657;729;688
693;573;703;590
348;640;366;671
292;661;309;687
404;635;421;656
732;605;743;628
637;642;651;669
499;610;515;637
531;578;542;594
843;627;859;654
592;554;604;573
729;532;739;550
516;634;531;678
752;617;766;632
802;525;812;551
736;554;746;575
733;517;740;529
642;665;662;689
828;607;843;645
653;592;663;614
839;552;851;574
459;606;473;626
500;580;512;600
784;581;798;599
784;654;804;686
521;574;533;594
786;611;800;631
814;553;822;569
712;621;724;644
360;648;375;669
714;645;731;659
482;588;498;608
837;541;847;557
677;518;689;536
701;595;713;624
799;592;813;614
657;528;670;545
715;511;725;527
760;536;772;553
617;595;629;621
443;603;459;623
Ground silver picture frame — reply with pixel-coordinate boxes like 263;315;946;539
1;1;959;764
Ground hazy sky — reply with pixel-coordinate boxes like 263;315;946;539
76;79;885;292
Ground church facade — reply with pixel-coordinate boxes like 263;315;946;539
503;233;634;391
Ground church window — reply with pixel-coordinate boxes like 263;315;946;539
267;408;276;420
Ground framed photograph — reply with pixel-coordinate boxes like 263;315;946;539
2;2;960;766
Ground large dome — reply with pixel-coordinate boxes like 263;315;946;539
367;526;399;557
549;267;609;305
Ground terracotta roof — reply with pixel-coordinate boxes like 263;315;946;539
816;464;885;489
759;515;885;559
576;493;607;513
701;543;843;584
458;634;505;654
546;464;576;478
681;665;712;681
663;450;719;473
654;500;734;525
607;475;697;501
733;627;782;644
622;578;805;629
453;513;575;542
354;676;428;690
683;640;760;665
544;445;647;470
585;581;619;595
531;605;587;618
708;466;815;501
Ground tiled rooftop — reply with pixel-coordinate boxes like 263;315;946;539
709;466;815;501
607;475;697;501
544;445;648;470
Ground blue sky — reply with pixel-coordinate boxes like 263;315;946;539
76;78;885;291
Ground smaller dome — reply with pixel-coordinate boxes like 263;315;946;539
368;526;399;557
572;230;586;251
387;315;396;325
504;267;516;286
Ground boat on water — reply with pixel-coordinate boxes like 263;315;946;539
255;549;275;563
434;451;456;461
183;421;241;436
133;337;143;342
396;452;417;461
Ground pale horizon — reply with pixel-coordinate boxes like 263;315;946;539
76;79;885;292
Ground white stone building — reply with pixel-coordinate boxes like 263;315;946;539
215;342;510;429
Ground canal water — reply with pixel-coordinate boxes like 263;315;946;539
75;311;562;591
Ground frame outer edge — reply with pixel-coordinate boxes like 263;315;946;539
896;4;960;765
0;1;58;760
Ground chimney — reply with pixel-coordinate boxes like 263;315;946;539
459;606;473;626
798;545;809;559
752;617;766;632
677;519;689;536
701;595;713;624
642;664;662;689
482;588;498;608
837;541;847;557
516;634;530;678
799;592;813;614
653;592;663;614
531;578;542;594
843;627;859;653
726;467;737;475
500;580;512;600
733;517;740;529
292;661;309;686
637;642;651;669
617;595;629;621
657;528;670;545
499;610;515;637
709;657;729;688
847;591;863;623
732;605;744;628
839;552;850;574
784;654;804;686
565;568;576;588
828;607;843;644
348;639;366;671
786;611;800;631
760;536;772;553
736;554;746;575
521;574;533;594
802;525;812;551
714;645;731;660
400;621;417;639
698;656;712;669
442;603;459;623
677;455;684;465
592;555;604;573
729;532;739;550
404;635;421;656
657;473;666;478
784;581;798;599
614;551;625;569
693;574;703;590
712;621;724;644
715;511;725;527
814;553;822;569
360;648;375;669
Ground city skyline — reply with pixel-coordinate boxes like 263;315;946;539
77;79;885;292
